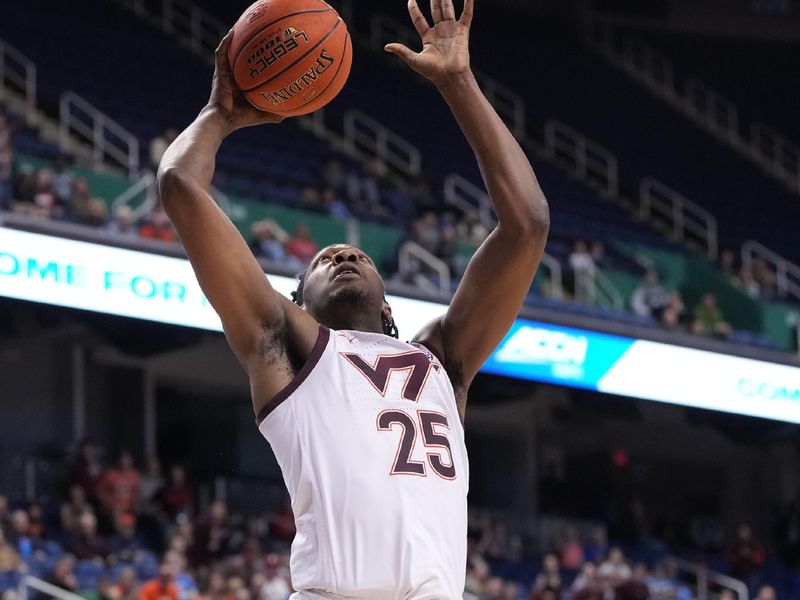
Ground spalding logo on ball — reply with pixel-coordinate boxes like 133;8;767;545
230;0;352;117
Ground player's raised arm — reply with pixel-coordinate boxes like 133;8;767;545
157;32;318;371
388;0;550;414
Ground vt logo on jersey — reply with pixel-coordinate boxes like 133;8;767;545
341;350;440;402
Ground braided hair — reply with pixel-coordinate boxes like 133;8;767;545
291;270;399;338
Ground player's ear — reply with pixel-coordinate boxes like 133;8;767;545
381;300;392;322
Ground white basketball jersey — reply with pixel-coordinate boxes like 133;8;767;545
257;326;469;600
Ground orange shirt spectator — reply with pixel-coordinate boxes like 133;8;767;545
99;451;141;515
139;565;178;600
139;207;176;243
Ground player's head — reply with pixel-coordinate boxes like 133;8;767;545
292;244;398;338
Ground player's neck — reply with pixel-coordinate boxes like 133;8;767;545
321;312;383;335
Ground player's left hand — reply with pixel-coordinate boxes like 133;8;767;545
385;0;474;89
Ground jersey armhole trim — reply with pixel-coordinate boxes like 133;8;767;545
411;339;445;368
255;325;331;426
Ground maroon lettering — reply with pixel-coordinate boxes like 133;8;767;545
342;351;439;402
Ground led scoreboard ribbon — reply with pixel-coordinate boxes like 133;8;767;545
2;227;800;423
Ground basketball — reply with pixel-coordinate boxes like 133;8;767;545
229;0;352;117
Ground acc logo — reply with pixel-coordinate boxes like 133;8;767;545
494;326;589;367
245;1;267;24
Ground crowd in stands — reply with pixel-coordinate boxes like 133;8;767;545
0;107;796;350
1;440;798;600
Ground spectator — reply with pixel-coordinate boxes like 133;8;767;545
68;177;100;224
691;293;732;338
0;528;21;572
258;554;289;600
107;206;139;238
52;156;74;205
14;168;59;218
285;223;318;266
48;554;79;593
108;513;144;562
84;576;119;600
61;484;93;533
631;270;670;319
503;581;520;600
569;240;596;304
559;527;585;571
7;509;38;558
27;503;47;540
533;554;562;596
85;198;109;227
112;567;139;600
754;585;776;600
139;457;164;507
598;547;632;584
69;511;109;560
752;259;777;298
150;128;178;171
139;205;176;243
660;292;687;330
190;501;232;567
569;562;599;598
0;112;12;210
159;466;193;520
70;439;104;500
736;265;761;299
164;550;198;600
726;523;765;589
139;562;179;600
412;212;441;255
249;219;288;262
98;450;142;517
590;240;610;269
719;249;737;279
298;186;322;213
322;187;351;221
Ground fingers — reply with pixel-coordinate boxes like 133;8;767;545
384;43;417;65
407;0;431;37
460;0;474;27
440;0;457;21
215;29;234;73
430;0;444;23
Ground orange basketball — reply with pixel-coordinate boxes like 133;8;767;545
229;0;352;117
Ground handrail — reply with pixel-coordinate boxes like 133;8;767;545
751;123;800;193
0;39;37;123
640;178;718;260
59;92;140;177
343;110;422;176
544;120;619;197
741;240;800;302
586;22;800;195
398;241;451;295
685;79;740;145
370;15;526;138
162;0;226;56
18;575;89;600
539;252;563;300
443;174;494;230
594;267;624;309
473;69;526;139
671;558;749;600
112;172;156;221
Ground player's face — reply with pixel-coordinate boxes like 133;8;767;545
301;244;386;313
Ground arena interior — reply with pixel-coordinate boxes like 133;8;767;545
1;0;800;599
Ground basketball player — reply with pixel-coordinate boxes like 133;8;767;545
158;0;549;598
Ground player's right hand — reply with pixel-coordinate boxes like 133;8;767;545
207;31;284;133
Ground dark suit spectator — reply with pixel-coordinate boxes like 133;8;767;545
726;523;765;590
